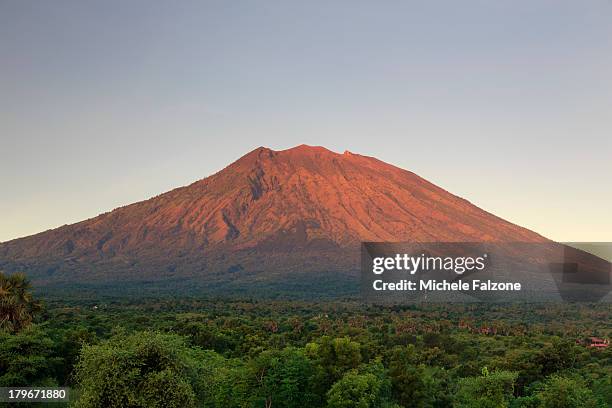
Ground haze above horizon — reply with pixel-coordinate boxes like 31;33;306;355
1;1;611;242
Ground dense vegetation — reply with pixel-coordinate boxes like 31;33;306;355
1;274;611;407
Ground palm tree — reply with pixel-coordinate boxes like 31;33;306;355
0;272;42;333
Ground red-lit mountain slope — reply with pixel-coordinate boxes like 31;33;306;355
0;145;547;288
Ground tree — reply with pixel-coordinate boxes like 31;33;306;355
306;336;362;392
535;375;604;408
327;362;397;408
535;339;579;377
502;348;543;396
0;272;42;333
73;331;206;408
173;320;236;354
0;325;62;387
454;368;518;408
52;326;97;385
247;347;318;408
388;345;450;407
195;351;249;408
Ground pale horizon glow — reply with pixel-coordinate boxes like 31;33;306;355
1;1;611;243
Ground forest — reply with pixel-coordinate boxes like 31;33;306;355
1;272;611;407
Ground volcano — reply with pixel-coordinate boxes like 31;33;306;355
0;145;550;294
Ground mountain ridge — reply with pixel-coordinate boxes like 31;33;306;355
0;144;548;289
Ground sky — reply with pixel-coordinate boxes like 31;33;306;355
1;0;611;243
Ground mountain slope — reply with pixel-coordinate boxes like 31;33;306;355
0;145;547;289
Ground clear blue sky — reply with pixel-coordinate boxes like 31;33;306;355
1;0;611;242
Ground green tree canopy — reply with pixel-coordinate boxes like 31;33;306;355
247;347;319;408
306;336;362;391
0;325;61;387
73;331;207;408
536;375;604;408
388;345;450;407
0;272;42;333
326;362;397;408
454;368;518;408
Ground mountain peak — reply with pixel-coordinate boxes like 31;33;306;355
230;144;358;175
282;144;337;154
233;144;339;164
246;144;346;158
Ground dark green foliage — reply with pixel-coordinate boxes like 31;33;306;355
326;362;397;408
536;339;579;376
0;325;62;387
247;347;319;407
306;336;363;392
1;296;610;407
72;331;201;408
454;368;518;408
388;345;450;407
0;272;42;333
50;326;97;384
535;375;605;408
172;320;236;355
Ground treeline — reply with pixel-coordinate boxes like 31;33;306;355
1;273;611;407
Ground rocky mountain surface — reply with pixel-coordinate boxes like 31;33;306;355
0;145;554;293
